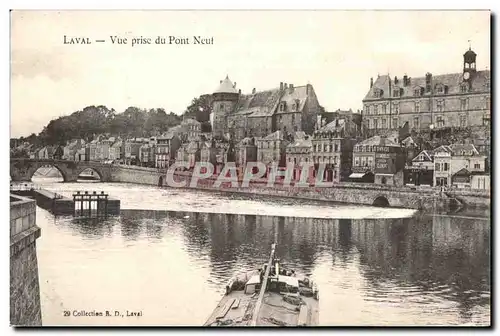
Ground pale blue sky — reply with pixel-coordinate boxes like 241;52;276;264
11;10;490;137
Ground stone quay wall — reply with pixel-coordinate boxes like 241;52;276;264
109;165;489;210
10;194;42;326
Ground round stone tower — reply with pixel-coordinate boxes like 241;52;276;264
212;75;239;138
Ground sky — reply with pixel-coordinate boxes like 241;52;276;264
10;10;490;138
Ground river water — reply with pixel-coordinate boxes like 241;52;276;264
31;177;490;326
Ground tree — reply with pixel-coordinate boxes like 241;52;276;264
184;94;212;122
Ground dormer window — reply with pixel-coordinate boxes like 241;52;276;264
373;89;384;98
393;89;400;97
279;102;286;112
460;84;468;93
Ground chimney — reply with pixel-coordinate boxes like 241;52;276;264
238;89;241;94
394;76;398;85
280;82;284;90
403;74;408;86
284;83;288;90
252;88;256;94
233;82;237;88
370;77;373;88
220;80;223;84
289;84;294;93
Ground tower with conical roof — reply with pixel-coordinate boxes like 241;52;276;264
212;75;239;138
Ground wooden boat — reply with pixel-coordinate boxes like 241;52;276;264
204;244;319;327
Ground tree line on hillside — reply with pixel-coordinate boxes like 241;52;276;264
13;94;213;147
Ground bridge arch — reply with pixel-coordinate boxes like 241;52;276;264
372;195;390;207
29;163;69;182
76;167;103;181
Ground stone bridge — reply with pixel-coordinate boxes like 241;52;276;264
10;159;113;182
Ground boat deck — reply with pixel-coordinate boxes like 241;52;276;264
204;291;258;326
204;291;319;327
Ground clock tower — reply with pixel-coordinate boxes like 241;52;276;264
463;46;477;81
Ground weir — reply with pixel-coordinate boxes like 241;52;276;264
10;184;120;216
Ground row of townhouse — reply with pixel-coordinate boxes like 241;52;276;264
406;143;489;189
165;114;363;183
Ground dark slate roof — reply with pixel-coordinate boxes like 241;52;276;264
276;86;308;114
357;135;400;147
236;89;282;118
364;70;490;101
261;130;286;141
449;143;480;156
453;168;471;177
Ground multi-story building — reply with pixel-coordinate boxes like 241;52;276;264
139;143;156;167
85;140;98;161
236;137;257;167
312;119;357;183
286;132;313;182
433;143;486;187
109;139;122;162
362;47;490;136
176;141;201;169
181;118;202;142
211;76;321;140
74;148;86;161
255;130;290;175
350;135;405;186
155;132;181;169
405;149;435;186
63;139;86;160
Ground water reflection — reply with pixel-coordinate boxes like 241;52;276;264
45;209;489;325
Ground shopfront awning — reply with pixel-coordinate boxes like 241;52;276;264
349;172;366;178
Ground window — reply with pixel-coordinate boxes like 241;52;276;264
444;162;449;171
381;119;387;128
437;116;444;128
364;105;369;115
334;156;338;165
415;101;420;113
436;100;444;112
460;84;468;93
393;90;400;97
414;88;421;96
413;117;420;129
280;102;286;111
474;163;480;169
460;99;468;111
436;85;443;94
374;105;379;114
393;118;398;129
373;119;378;129
393;103;399;114
460;115;467;127
382;104;387;114
334;144;339;152
435;163;441;171
220;103;224;111
355;157;360;166
368;157;373;167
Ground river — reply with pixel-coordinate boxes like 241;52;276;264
31;177;490;326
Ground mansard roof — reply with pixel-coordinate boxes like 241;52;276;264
363;70;490;101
